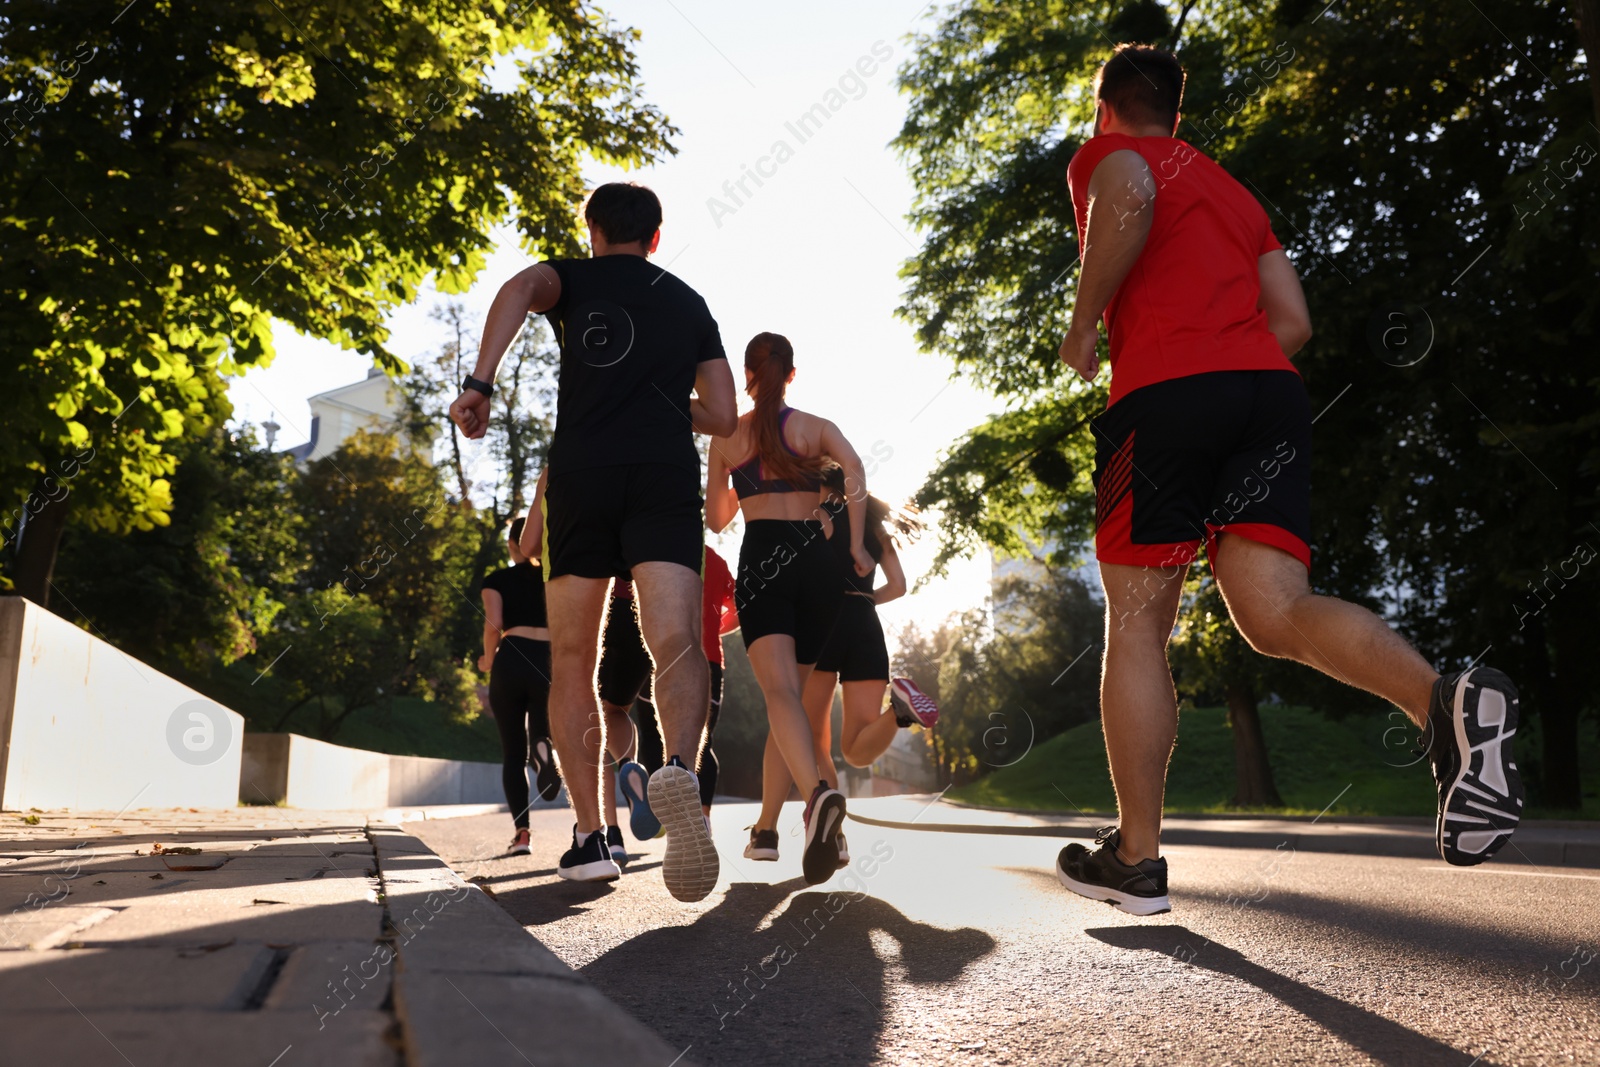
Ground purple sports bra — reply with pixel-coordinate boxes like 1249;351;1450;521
730;409;823;499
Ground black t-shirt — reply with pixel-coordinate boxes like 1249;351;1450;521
542;255;726;476
824;498;883;595
481;562;547;630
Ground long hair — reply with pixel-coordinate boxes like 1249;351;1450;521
745;332;825;485
820;465;923;551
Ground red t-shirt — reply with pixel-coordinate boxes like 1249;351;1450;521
1067;134;1295;405
701;546;736;666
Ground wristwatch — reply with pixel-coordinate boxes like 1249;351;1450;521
462;374;494;397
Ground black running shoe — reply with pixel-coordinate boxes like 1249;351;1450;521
743;827;780;861
1425;667;1523;865
1055;827;1170;916
606;825;627;865
557;825;620;883
801;782;846;885
531;737;562;802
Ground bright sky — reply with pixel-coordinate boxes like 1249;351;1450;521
226;0;1007;634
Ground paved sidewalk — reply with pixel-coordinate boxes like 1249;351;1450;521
848;795;1600;868
0;806;683;1067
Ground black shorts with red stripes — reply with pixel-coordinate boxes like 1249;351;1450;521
1091;370;1312;569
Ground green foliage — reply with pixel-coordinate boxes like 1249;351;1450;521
892;566;1102;784
897;0;1600;806
2;0;672;588
51;424;303;670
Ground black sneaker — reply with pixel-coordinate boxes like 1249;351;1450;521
606;825;627;865
802;782;846;885
1425;667;1523;865
557;825;621;883
531;737;562;802
743;827;779;861
1055;827;1170;916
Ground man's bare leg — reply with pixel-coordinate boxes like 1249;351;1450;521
631;561;709;762
632;560;718;901
1212;535;1437;726
544;574;611;837
1099;561;1187;865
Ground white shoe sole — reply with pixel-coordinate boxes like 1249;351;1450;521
1439;668;1523;865
650;764;720;902
558;857;620;882
1054;857;1170;916
743;845;779;861
509;845;531;856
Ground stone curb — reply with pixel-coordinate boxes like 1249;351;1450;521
846;805;1600;869
366;820;698;1067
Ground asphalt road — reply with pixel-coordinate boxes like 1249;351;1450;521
411;802;1600;1067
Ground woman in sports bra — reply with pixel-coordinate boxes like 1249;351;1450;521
706;331;871;885
745;466;935;865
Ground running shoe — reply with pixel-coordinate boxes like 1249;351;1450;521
744;827;780;861
530;737;562;802
508;828;531;856
802;782;847;885
837;831;850;869
1425;667;1523;865
1055;826;1170;916
606;824;628;865
617;759;662;841
557;825;621;883
890;677;940;728
649;757;720;902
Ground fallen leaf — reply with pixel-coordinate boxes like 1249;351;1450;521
20;815;39;826
149;873;164;880
251;898;287;906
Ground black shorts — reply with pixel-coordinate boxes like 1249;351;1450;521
544;463;704;580
815;595;890;682
1092;370;1312;570
736;519;843;664
596;596;651;707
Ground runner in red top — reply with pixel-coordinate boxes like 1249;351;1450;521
1051;45;1522;917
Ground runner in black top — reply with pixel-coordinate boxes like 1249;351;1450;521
747;468;932;865
479;517;555;856
451;183;737;898
706;332;871;885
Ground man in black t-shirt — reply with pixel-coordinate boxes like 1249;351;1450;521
450;183;737;900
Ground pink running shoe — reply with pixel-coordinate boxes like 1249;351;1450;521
890;677;939;728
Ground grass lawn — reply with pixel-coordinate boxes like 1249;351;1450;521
949;705;1599;821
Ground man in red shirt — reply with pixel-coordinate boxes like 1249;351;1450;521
1053;45;1523;915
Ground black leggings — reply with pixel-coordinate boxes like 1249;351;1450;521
636;661;723;807
488;636;551;829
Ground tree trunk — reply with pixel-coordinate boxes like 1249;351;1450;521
1541;590;1589;809
1225;677;1282;807
10;486;70;607
1576;0;1600;129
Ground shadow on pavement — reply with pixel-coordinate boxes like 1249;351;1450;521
577;879;998;1067
1086;925;1501;1067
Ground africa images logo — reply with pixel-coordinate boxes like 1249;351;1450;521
572;300;635;367
166;699;234;766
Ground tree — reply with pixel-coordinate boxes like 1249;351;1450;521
1169;573;1282;807
2;0;674;603
897;0;1599;808
49;423;303;674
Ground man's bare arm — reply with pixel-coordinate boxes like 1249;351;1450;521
1059;149;1156;381
1256;250;1312;358
690;358;738;438
449;264;562;439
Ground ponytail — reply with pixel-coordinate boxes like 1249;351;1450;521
745;332;825;486
819;464;923;550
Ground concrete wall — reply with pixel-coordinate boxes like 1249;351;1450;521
0;598;244;811
242;733;516;810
